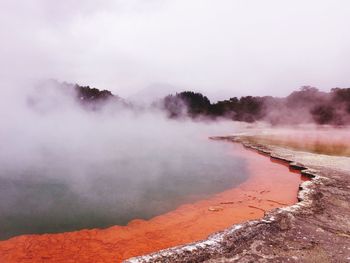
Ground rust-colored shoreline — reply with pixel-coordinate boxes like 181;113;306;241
0;144;306;263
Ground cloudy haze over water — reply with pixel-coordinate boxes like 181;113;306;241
1;0;350;100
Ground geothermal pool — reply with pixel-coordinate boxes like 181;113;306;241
0;139;249;240
0;141;306;263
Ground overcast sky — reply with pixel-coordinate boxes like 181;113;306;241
1;0;350;100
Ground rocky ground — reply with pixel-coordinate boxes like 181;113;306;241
125;136;350;263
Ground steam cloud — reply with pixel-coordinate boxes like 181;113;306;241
1;0;350;99
0;81;249;239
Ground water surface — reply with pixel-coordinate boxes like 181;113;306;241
0;139;248;240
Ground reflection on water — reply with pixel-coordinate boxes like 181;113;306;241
0;141;248;240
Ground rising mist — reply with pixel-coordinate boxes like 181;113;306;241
0;81;252;239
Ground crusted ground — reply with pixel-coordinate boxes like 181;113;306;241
125;136;350;263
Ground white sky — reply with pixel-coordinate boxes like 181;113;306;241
1;0;350;100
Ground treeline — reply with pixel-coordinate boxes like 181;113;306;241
46;80;350;125
73;84;131;110
161;87;350;125
74;85;114;102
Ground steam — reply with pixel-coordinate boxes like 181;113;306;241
1;0;350;99
0;81;250;239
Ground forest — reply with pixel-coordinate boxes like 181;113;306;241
68;84;350;125
161;86;350;125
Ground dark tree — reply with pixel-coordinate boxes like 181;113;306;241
162;91;211;118
311;105;336;124
286;86;325;109
178;91;211;117
331;88;350;114
163;94;186;118
161;86;350;125
74;85;114;102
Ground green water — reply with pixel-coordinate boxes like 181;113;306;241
0;141;248;240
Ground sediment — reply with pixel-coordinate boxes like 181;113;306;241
125;135;350;263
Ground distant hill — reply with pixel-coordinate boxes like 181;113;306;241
127;83;183;106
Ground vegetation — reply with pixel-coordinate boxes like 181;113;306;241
73;84;129;111
163;92;211;118
74;85;114;102
51;81;350;125
161;87;350;125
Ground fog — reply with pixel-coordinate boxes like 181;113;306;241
0;82;252;239
1;0;350;100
